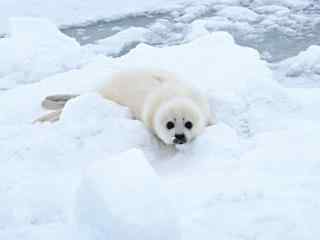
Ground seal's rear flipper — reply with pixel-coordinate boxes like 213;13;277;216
34;94;78;123
42;94;79;110
33;110;63;123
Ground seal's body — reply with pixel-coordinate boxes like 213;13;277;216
37;70;214;145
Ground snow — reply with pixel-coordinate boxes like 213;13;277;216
0;18;94;90
185;20;210;41
252;0;310;9
255;5;290;14
0;3;320;240
273;45;320;87
117;31;270;94
74;149;180;240
86;27;150;56
216;6;260;22
60;93;131;123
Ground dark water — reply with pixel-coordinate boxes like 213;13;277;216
61;5;320;63
60;13;172;45
233;21;320;62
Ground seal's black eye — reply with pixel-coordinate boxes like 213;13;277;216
185;121;193;129
166;121;175;130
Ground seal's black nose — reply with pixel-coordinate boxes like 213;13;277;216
173;134;187;144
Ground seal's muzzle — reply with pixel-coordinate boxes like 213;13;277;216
173;134;187;144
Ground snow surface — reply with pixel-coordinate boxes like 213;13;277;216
74;149;180;240
273;45;320;87
0;18;94;90
1;5;320;240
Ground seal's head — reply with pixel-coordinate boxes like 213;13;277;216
153;97;206;145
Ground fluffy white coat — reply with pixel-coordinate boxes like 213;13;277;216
99;70;213;144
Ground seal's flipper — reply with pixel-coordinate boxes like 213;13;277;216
33;110;62;123
42;94;79;110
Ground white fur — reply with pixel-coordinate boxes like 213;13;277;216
99;70;214;144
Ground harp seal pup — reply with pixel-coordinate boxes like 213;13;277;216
37;70;214;145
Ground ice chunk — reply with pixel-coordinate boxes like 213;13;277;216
87;27;150;56
274;45;320;87
217;6;260;22
74;149;181;240
252;0;310;9
0;17;93;89
117;32;270;95
185;20;210;41
60;93;130;124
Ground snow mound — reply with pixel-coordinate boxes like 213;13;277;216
146;19;185;46
0;18;93;89
185;20;210;41
58;93;143;142
74;149;181;240
117;32;269;93
60;93;130;124
87;27;150;56
0;55;115;124
274;45;320;87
